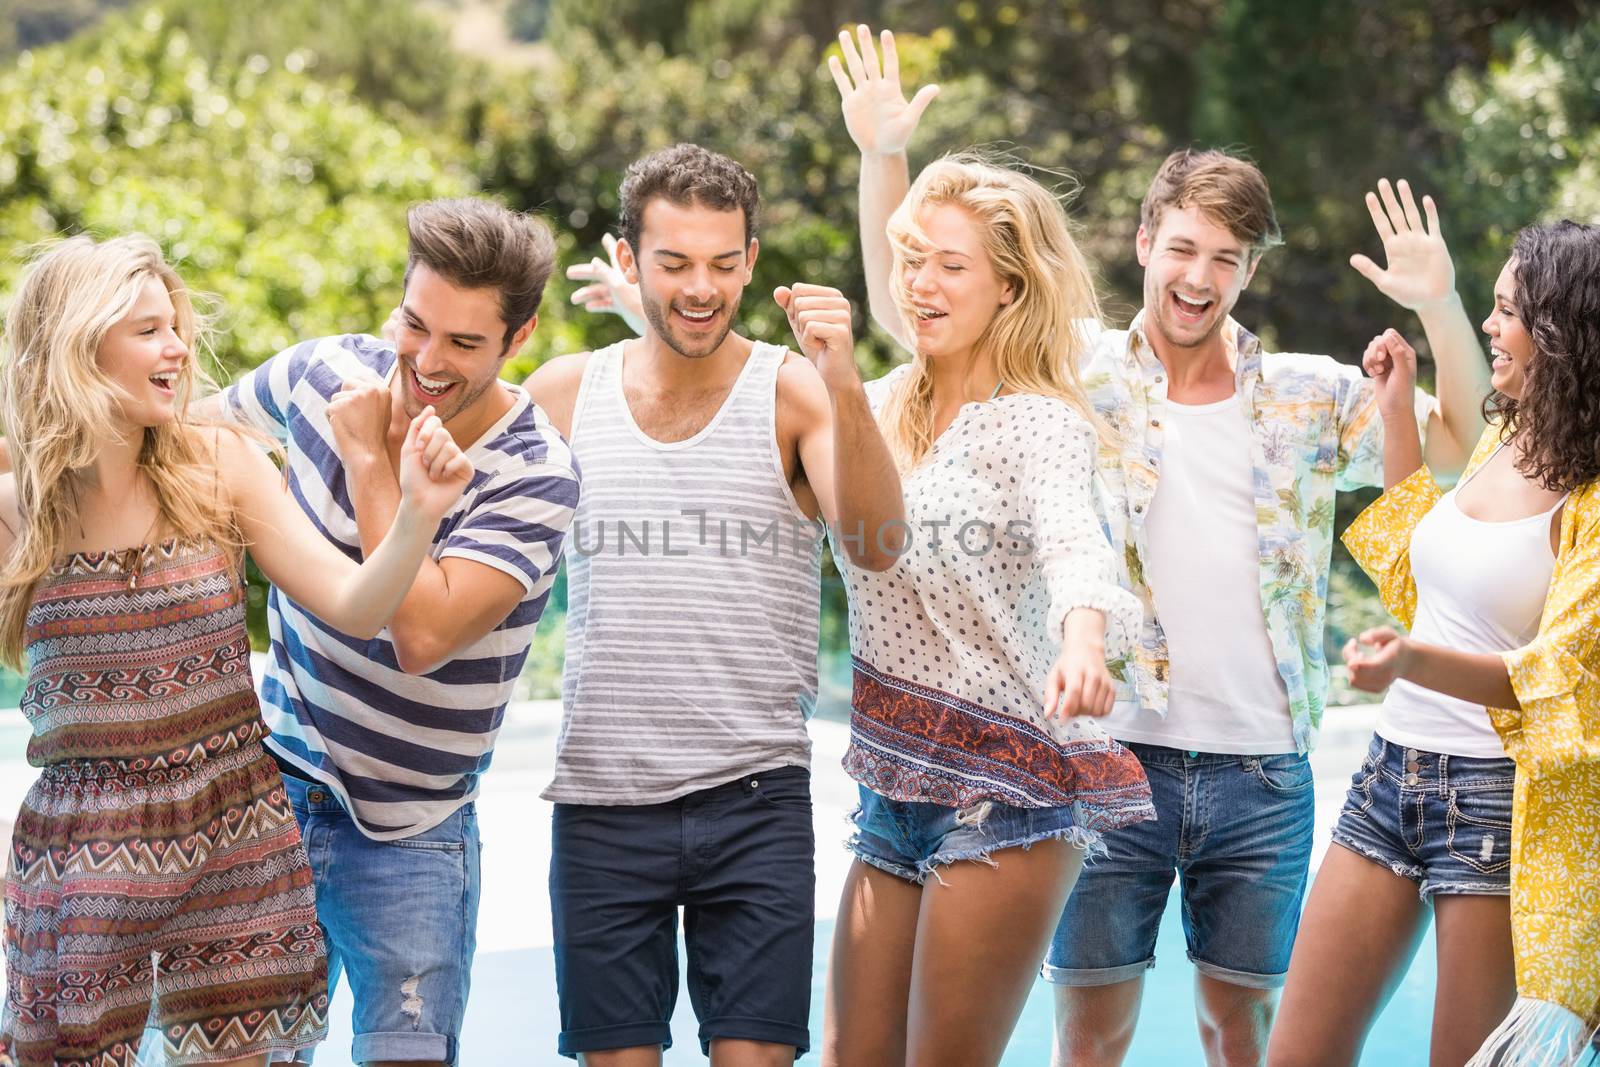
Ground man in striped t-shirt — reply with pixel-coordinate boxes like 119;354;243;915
527;145;903;1065
225;199;579;1067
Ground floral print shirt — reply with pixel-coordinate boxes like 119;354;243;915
1081;312;1436;753
1344;424;1600;1028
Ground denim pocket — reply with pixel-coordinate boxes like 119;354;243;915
752;768;813;813
1445;786;1513;874
392;837;467;853
1247;753;1315;795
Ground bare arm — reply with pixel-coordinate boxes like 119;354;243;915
1345;628;1519;709
776;284;905;571
830;25;938;351
323;381;537;674
1361;330;1425;489
522;352;591;441
223;418;472;639
1350;179;1489;476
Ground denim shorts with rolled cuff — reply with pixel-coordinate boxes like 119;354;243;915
1042;743;1315;991
282;773;481;1066
1329;733;1514;899
846;784;1103;886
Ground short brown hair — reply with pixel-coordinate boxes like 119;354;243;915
1140;149;1282;260
405;198;556;348
618;143;759;252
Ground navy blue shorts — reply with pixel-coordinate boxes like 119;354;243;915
549;766;814;1059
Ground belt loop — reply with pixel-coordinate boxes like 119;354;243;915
1437;753;1449;795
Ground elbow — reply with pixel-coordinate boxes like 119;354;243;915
391;631;447;676
849;547;901;573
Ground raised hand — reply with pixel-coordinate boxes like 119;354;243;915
1343;627;1411;693
1350;178;1457;311
327;374;399;463
829;25;940;157
1361;328;1419;423
398;407;473;522
775;283;858;386
566;233;645;334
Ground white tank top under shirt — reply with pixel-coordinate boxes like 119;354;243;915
544;341;822;805
1104;394;1297;754
1378;455;1563;758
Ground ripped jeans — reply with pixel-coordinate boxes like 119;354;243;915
284;774;481;1066
846;785;1100;886
1329;733;1514;899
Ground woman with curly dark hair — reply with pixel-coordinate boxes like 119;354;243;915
1269;218;1600;1067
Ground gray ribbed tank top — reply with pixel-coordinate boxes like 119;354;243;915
543;340;822;805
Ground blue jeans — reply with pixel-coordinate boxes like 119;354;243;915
1044;743;1314;990
848;785;1101;885
1329;734;1514;898
284;775;482;1065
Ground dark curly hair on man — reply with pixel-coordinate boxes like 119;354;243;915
1485;220;1600;493
618;143;759;253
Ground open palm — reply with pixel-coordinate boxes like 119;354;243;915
829;25;939;157
1350;178;1456;311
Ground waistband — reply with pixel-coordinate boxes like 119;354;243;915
33;735;268;792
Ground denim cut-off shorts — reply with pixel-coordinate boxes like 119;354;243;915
847;785;1100;885
1330;734;1515;899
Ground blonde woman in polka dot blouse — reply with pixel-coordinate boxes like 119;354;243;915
823;45;1154;1063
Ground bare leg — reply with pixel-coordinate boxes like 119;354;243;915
709;1038;798;1066
1428;894;1516;1067
578;1048;662;1067
904;838;1085;1067
1265;844;1428;1067
1195;975;1276;1067
821;860;922;1067
1052;978;1145;1067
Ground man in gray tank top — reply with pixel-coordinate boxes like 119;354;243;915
523;144;904;1066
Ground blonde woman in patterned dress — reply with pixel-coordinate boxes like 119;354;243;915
1271;221;1600;1067
0;235;474;1067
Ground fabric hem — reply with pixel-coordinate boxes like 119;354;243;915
351;1030;452;1065
695;1015;810;1056
558;1020;674;1058
1188;953;1287;991
1329;834;1435;900
1039;958;1154;987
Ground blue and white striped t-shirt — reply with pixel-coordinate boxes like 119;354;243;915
225;334;579;839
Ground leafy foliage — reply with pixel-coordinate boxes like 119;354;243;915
3;0;1598;688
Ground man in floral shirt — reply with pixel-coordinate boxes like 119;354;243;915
834;24;1491;1067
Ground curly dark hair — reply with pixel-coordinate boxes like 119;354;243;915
1485;220;1600;493
618;143;759;252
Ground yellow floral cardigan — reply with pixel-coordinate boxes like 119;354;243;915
1343;425;1600;1062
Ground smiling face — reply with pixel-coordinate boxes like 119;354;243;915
1484;258;1535;400
622;198;756;359
1137;205;1257;352
394;262;524;424
96;276;188;430
898;202;1013;364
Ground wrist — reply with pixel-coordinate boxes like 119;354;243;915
1393;637;1419;680
1412;289;1464;321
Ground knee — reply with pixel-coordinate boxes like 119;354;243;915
1199;1008;1273;1067
1053;1013;1137;1067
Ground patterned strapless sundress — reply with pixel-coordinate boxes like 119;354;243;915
1;539;328;1067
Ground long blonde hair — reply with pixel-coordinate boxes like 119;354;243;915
0;235;242;668
881;154;1105;468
